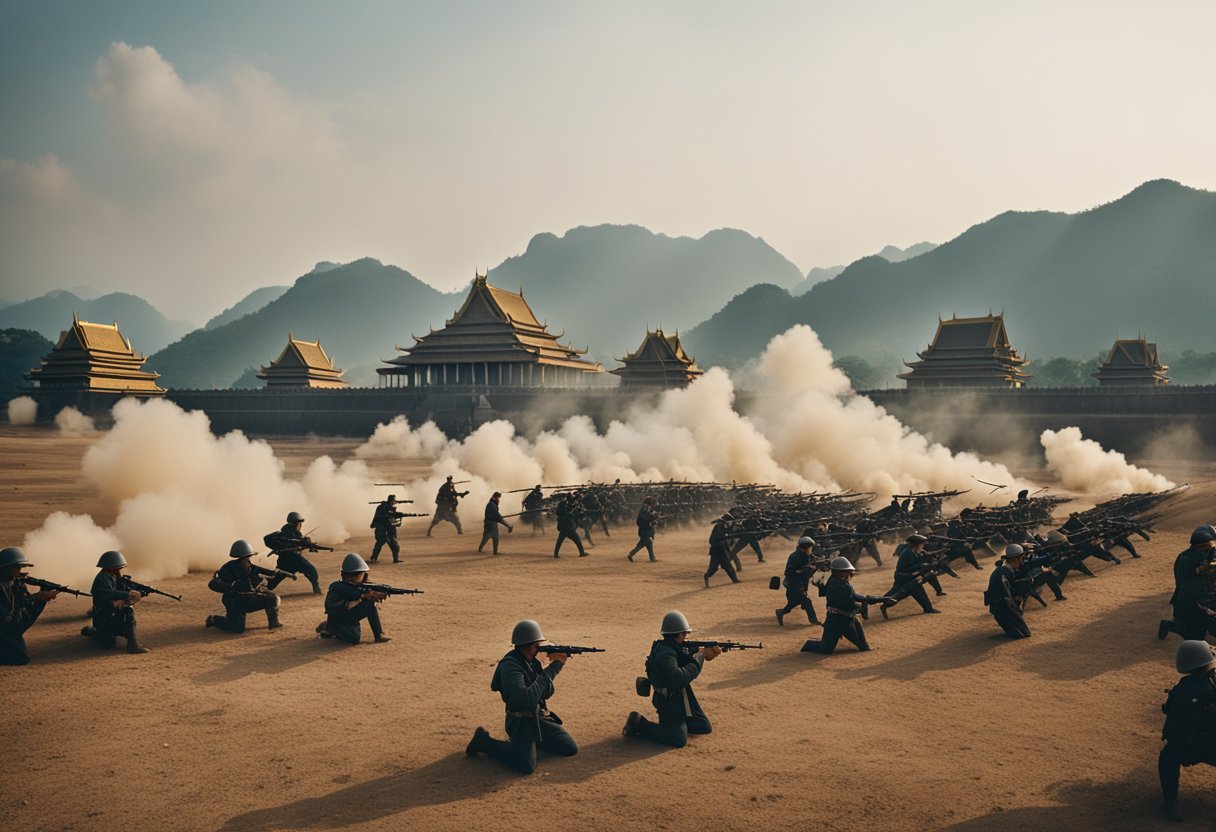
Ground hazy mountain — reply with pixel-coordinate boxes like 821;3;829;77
204;285;290;330
692;180;1216;370
488;225;804;361
147;258;453;388
876;241;938;263
789;241;938;296
0;328;53;395
681;284;801;371
0;290;192;354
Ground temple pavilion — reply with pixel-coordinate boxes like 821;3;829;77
378;274;603;387
27;314;165;395
610;328;704;388
1092;337;1169;386
898;312;1031;389
257;335;348;388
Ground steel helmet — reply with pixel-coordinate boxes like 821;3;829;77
1176;640;1215;673
286;511;305;524
907;534;928;545
797;536;815;549
1004;544;1025;558
660;610;692;635
341;553;370;574
829;556;856;572
511;619;545;645
0;546;31;570
229;539;257;559
1189;525;1216;545
97;550;127;569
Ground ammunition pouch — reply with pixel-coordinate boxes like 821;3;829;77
769;576;781;591
635;676;652;697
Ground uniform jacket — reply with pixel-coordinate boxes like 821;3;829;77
491;648;563;739
1162;671;1216;747
483;500;509;531
0;577;47;665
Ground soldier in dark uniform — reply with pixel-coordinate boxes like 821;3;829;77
1158;640;1216;821
776;536;820;626
884;534;941;614
466;619;578;774
522;485;546;535
0;546;58;666
852;515;883;567
81;550;148;654
622;610;721;747
553;493;587;558
801;557;893;654
704;513;740;587
479;492;513;555
1159;525;1216;641
427;476;468;536
265;511;323;591
730;515;766;565
316;553;391;645
943;516;983;570
985;544;1031;639
205;539;282;633
627;497;659;562
1061;513;1122;565
370;495;403;564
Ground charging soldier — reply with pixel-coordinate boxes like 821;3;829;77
522;485;546;535
553;493;587;558
427;476;467;536
628;497;659;562
985;544;1031;639
370;495;404;564
265;511;323;592
479;492;513;555
1158;640;1216;821
466;619;578;774
82;550;148;654
801;557;893;654
0;546;58;666
316;553;392;645
885;534;942;614
205;539;282;633
704;513;740;587
1159;525;1216;641
776;536;820;626
623;610;721;747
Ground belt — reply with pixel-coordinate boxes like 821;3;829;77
506;708;549;719
827;607;858;618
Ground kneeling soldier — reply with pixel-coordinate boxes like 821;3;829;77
623;610;721;747
466;619;578;774
801;557;893;654
985;544;1031;639
205;539;282;633
317;553;391;644
0;546;58;666
1158;640;1216;821
82;550;147;654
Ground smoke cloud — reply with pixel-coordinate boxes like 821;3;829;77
1041;426;1175;495
54;406;97;436
7;396;37;425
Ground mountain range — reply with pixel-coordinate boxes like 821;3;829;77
786;241;938;296
0;290;192;354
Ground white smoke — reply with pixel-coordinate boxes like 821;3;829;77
54;406;97;436
1041;426;1175;495
21;512;122;588
7;396;37;425
354;415;447;460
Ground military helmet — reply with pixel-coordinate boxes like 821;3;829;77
797;536;815;549
229;539;257;559
1017;489;1029;500
907;533;928;545
511;619;545;645
341;553;370;574
386;494;397;502
1046;531;1067;544
718;512;734;523
660;610;692;635
0;546;31;570
286;511;305;524
1176;640;1215;673
446;475;454;482
492;491;502;499
97;550;127;569
1004;544;1025;558
830;556;856;572
1189;525;1216;545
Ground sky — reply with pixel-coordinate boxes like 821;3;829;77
2;0;1215;323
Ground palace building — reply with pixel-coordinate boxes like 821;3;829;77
257;335;348;389
1093;337;1170;386
27;314;165;395
898;312;1031;389
610;328;704;388
377;274;603;387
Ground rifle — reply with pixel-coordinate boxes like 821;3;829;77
537;644;605;655
252;565;296;582
373;482;407;487
270;539;336;555
368;498;415;504
18;576;91;598
361;582;423;597
681;640;763;652
120;575;183;602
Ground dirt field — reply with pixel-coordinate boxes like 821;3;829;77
2;428;1214;832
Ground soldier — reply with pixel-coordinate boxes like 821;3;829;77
479;492;513;556
205;539;282;633
81;550;148;654
1159;525;1216;641
775;536;821;626
884;534;942;614
985;544;1031;639
265;511;323;592
466;619;578;774
704;513;740;587
1158;640;1216;821
627;496;658;562
622;610;721;747
369;495;405;564
943;515;983;570
553;493;587;558
427;475;468;536
0;546;58;665
801;557;893;654
852;515;883;567
730;515;766;565
522;485;546;535
316;553;392;645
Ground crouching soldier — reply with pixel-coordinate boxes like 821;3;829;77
316;553;391;644
466;619;578;774
623;610;720;747
801;557;893;654
82;550;147;654
205;539;282;633
985;544;1031;639
1158;640;1216;821
0;546;58;666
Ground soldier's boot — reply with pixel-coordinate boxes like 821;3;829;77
374;632;392;643
81;626;97;638
775;608;785;626
807;610;820;625
311;581;322;595
126;635;149;654
1160;801;1182;822
703;574;710;588
622;711;642;737
1158;618;1174;640
466;726;489;756
267;606;283;630
315;620;333;639
205;615;219;628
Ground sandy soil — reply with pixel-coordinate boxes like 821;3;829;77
2;427;1215;832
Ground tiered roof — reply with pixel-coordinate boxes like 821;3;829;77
610;328;703;388
1093;337;1169;386
27;315;165;395
898;313;1031;388
257;335;348;388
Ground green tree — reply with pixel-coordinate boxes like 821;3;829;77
0;328;53;395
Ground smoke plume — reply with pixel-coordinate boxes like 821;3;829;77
7;396;37;425
54;406;97;436
1041;426;1175;495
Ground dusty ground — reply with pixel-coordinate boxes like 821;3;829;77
2;427;1215;832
